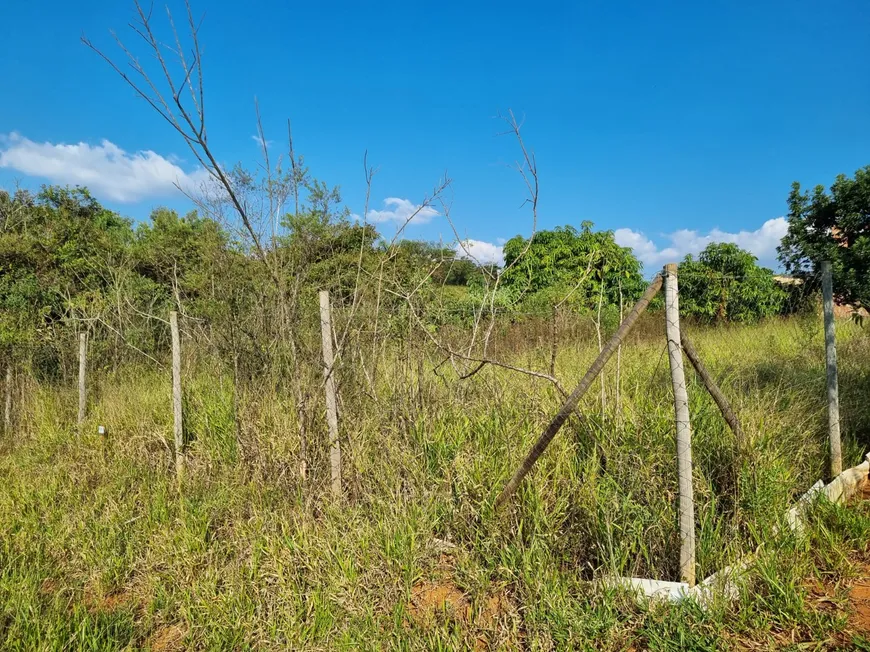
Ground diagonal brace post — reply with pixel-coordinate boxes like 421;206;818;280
495;273;664;509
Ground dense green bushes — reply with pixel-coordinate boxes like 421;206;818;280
500;222;645;310
0;183;820;385
678;243;790;322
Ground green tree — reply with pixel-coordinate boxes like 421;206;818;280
443;257;479;286
0;186;133;328
280;209;379;301
0;186;136;375
0;189;46;353
134;207;229;309
778;165;870;311
678;243;786;322
500;222;644;309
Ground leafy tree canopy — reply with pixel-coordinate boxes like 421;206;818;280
500;222;645;309
678;242;786;322
778;165;870;310
0;187;133;352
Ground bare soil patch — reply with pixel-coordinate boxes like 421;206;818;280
147;624;187;652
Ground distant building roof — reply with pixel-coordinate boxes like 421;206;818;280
773;275;803;285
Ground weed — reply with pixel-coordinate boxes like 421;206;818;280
0;316;868;648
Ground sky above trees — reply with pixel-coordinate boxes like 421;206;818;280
1;0;868;272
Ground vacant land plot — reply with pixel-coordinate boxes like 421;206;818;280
1;316;869;649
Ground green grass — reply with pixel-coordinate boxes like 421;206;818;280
1;315;869;649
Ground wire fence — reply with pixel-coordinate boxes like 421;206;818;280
2;265;867;586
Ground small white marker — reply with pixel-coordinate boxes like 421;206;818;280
98;425;106;436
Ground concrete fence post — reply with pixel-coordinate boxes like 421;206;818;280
78;332;87;429
664;263;696;587
170;311;184;479
319;290;342;498
821;261;842;477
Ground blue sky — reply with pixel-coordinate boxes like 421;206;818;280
1;0;868;271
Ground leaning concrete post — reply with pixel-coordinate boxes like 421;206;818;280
680;332;745;447
495;273;663;509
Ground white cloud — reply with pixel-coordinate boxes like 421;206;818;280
0;133;209;203
614;217;789;269
364;197;440;225
454;239;504;266
251;134;273;148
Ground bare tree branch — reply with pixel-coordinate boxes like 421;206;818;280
83;0;272;272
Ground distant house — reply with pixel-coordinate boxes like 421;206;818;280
774;273;867;319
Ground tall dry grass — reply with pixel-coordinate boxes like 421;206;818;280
1;315;869;649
